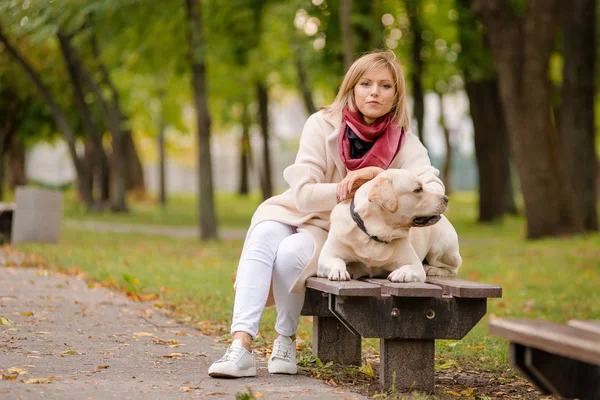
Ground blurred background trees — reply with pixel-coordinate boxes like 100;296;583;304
0;0;597;240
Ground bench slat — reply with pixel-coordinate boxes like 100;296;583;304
365;279;443;298
489;318;600;366
568;320;600;336
305;277;381;296
426;277;502;298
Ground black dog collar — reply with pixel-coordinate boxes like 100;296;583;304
349;197;390;244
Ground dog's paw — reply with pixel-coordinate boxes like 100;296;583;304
328;268;351;281
388;265;426;283
424;265;457;277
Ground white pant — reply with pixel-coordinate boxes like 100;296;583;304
231;221;314;338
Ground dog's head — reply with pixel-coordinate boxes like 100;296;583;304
362;169;448;229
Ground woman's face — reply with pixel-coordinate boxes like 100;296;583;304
353;67;396;125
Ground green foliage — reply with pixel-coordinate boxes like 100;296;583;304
455;0;496;83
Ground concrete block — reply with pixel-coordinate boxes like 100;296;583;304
11;187;63;244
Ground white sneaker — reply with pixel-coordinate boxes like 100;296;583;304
208;339;256;378
268;335;297;374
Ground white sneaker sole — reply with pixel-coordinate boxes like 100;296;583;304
268;364;298;375
208;366;257;378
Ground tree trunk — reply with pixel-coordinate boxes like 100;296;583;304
257;81;273;200
438;93;453;195
157;104;167;206
57;29;110;204
456;0;516;220
0;126;13;201
466;80;516;221
81;139;96;200
0;26;94;208
295;54;317;115
340;0;353;70
473;0;580;238
406;0;426;145
559;0;597;231
123;131;145;194
187;0;217;240
7;137;27;190
90;32;128;212
238;102;251;195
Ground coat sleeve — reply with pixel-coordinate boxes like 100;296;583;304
282;113;339;213
397;130;445;194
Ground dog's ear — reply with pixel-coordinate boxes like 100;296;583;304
368;176;398;213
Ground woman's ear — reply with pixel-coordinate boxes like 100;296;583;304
368;176;398;213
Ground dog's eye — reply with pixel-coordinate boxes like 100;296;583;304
414;187;423;193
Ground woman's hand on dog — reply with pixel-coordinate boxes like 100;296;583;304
337;166;385;203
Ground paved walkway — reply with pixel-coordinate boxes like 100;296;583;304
0;267;366;400
63;220;247;240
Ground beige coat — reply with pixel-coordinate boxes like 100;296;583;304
247;110;444;293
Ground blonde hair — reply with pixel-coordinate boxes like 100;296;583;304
323;50;410;131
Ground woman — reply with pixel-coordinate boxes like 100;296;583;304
208;50;444;378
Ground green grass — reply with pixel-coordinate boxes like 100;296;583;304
12;192;600;376
62;190;262;229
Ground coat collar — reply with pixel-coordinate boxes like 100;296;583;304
321;110;348;178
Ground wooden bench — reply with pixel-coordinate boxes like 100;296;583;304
489;318;600;400
300;276;502;392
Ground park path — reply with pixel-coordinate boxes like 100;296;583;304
0;266;367;400
63;220;247;240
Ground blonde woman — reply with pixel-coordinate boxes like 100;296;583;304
208;50;444;378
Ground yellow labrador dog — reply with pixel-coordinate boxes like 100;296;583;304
318;169;461;282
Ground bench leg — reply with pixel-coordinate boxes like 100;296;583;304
380;339;434;393
312;316;361;365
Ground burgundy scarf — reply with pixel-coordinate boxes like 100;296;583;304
338;107;404;171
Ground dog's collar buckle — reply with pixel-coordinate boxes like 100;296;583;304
349;197;390;244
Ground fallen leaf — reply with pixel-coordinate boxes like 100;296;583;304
97;365;110;369
23;377;52;384
7;368;27;375
162;353;184;358
359;361;375;377
2;374;17;380
61;350;79;355
444;390;462;397
255;392;264;398
0;317;15;325
20;312;33;317
180;386;192;392
134;332;154;338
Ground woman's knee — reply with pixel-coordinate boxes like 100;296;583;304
274;233;314;274
244;221;294;256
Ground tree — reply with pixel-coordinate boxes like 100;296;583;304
558;0;598;231
0;24;95;208
456;0;516;222
187;0;217;240
405;0;426;145
57;29;111;205
472;0;581;238
340;0;354;69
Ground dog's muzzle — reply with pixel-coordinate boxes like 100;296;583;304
413;215;441;227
